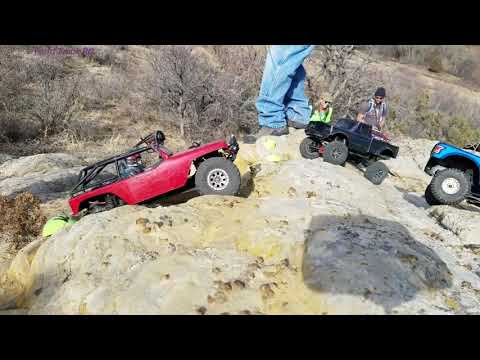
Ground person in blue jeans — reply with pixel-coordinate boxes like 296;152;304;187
244;45;315;144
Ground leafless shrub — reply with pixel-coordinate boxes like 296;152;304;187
85;45;128;66
25;58;84;138
0;46;34;142
0;192;46;252
1;49;85;142
456;58;477;82
81;69;129;111
383;86;480;146
141;45;208;137
140;45;260;142
426;50;444;73
210;45;266;87
306;46;379;118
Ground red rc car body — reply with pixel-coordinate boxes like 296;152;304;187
69;131;240;215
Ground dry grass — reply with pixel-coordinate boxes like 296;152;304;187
365;46;479;83
0;193;46;252
3;45;480;158
368;54;480;143
51;118;186;161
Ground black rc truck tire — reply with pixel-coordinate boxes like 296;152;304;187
424;184;441;206
299;137;320;159
323;140;349;166
364;161;389;185
195;157;241;196
430;168;470;205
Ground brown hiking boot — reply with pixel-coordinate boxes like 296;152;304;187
287;119;308;129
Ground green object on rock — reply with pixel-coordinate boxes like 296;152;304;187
310;107;333;124
42;215;77;237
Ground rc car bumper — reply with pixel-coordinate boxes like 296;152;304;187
304;122;331;139
424;157;444;176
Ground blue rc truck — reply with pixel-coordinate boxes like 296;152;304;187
424;142;480;206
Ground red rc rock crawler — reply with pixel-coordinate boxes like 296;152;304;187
69;130;241;215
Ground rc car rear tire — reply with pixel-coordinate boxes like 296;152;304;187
424;184;441;206
299;138;320;159
195;157;241;196
364;161;389;185
430;168;470;205
323;140;349;166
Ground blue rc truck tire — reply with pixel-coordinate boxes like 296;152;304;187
430;168;470;205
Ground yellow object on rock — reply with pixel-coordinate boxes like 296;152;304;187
257;136;285;163
266;154;282;162
262;137;277;151
42;215;77;237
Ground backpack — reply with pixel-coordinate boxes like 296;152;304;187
365;98;387;119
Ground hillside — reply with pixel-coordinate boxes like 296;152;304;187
2;45;480;315
367;56;480;126
3;45;480;160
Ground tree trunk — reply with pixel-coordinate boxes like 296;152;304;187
178;97;185;137
180;118;185;138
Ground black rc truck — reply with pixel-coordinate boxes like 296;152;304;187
299;118;399;185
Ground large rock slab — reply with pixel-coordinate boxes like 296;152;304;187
1;133;480;314
0;153;85;201
0;154;15;166
0;153;83;178
429;206;480;246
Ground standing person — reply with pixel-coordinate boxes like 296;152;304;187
309;93;334;124
244;45;315;144
356;87;389;131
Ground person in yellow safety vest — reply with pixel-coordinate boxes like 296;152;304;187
309;93;334;124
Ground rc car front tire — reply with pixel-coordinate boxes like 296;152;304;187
430;168;470;205
195;157;241;196
364;161;389;185
299;138;320;159
424;184;441;206
323;140;349;166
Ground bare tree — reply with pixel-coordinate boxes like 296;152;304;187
142;45;260;141
143;46;208;137
0;47;31;141
1;48;84;142
306;45;379;118
26;58;83;138
210;45;266;88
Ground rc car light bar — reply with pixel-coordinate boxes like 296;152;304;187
432;144;445;154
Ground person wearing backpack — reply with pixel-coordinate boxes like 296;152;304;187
357;87;389;131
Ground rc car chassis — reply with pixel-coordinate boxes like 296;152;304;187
424;142;480;207
300;118;399;185
69;130;241;215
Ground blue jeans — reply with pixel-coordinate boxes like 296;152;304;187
256;45;315;129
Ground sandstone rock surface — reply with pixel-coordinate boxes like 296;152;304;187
2;131;480;314
0;153;85;201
